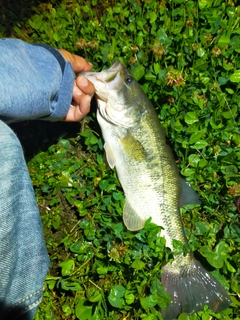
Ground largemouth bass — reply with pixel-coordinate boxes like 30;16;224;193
83;61;231;319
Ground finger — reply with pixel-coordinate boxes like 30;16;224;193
71;56;93;73
72;85;83;105
64;95;91;122
72;81;94;109
75;75;95;97
58;49;92;73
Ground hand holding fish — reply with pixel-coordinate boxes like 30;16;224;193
58;49;94;121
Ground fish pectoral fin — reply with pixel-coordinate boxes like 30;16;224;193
180;177;201;207
123;199;145;231
104;142;116;169
120;132;147;162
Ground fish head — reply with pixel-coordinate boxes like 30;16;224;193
82;61;146;128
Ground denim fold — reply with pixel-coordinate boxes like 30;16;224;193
0;121;50;319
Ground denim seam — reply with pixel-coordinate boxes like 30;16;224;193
7;288;43;313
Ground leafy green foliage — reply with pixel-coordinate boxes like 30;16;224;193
28;130;172;319
3;0;240;319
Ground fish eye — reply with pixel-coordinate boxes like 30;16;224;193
125;76;133;84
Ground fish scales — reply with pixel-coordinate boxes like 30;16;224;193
83;61;231;320
122;111;184;247
98;78;184;247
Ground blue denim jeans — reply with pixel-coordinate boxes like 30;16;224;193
0;121;49;319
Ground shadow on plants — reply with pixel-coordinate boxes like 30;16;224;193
0;0;59;36
10;121;81;161
9;90;99;160
0;302;36;320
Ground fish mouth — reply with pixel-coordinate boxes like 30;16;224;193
82;69;118;86
109;60;122;71
81;61;123;100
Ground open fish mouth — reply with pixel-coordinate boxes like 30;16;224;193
81;61;123;100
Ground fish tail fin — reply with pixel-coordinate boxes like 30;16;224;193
161;256;231;320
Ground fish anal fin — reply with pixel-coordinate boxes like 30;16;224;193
161;257;231;320
180;177;201;207
104;142;116;169
123;199;145;231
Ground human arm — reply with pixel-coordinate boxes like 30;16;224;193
0;39;94;123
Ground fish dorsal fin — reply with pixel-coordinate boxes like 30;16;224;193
180;177;201;207
104;142;116;169
123;199;145;231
